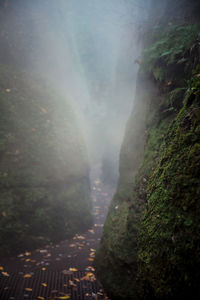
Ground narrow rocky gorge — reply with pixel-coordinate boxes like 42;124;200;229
96;1;200;299
0;1;199;299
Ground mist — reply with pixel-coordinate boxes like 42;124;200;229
0;0;151;296
1;1;199;298
0;0;150;184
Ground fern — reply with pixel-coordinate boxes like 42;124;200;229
141;23;200;74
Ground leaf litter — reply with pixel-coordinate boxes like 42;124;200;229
0;177;112;299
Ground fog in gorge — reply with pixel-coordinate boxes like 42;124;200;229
1;1;200;298
0;0;150;184
64;0;150;184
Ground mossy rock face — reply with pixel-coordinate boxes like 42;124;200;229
0;65;92;256
138;70;200;299
95;75;163;300
96;13;200;299
96;195;140;299
96;74;200;300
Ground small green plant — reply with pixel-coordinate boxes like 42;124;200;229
141;24;200;74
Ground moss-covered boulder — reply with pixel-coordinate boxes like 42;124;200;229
0;65;92;256
96;2;200;298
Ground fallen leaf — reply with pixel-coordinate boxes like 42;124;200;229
25;252;31;256
37;297;44;300
88;258;94;261
86;272;94;277
18;254;24;258
25;288;32;292
69;280;76;287
69;268;78;272
42;283;47;287
24;274;32;278
0;266;4;271
81;272;96;282
2;272;9;277
42;267;46;271
58;296;70;300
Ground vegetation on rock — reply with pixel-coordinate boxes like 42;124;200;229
96;1;200;298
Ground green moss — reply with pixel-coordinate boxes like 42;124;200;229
97;46;200;300
138;71;200;298
96;9;200;298
95;197;140;299
96;72;175;299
